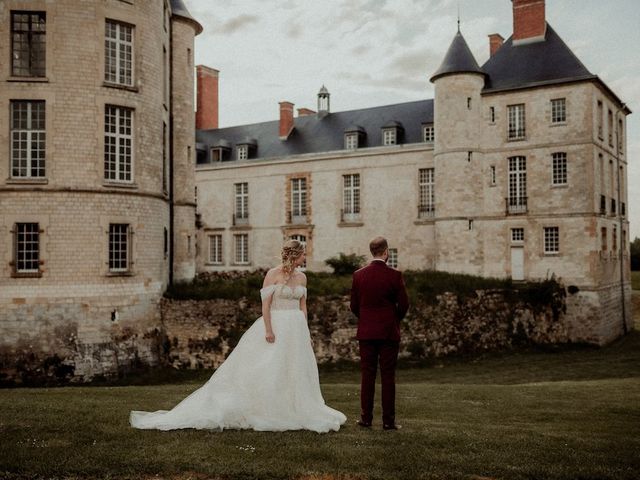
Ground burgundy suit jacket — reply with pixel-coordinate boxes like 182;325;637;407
350;260;410;341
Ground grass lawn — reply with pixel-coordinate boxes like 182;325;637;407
2;325;640;480
632;270;640;290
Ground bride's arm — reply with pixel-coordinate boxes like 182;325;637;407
299;272;308;320
262;269;277;343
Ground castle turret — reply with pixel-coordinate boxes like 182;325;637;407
430;29;486;274
170;0;202;282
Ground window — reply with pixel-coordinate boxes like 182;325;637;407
234;182;249;223
14;223;40;274
467;97;472;110
164;227;168;258
234;234;249;264
418;168;435;218
342;174;361;221
597;100;604;139
551;98;566;123
552;152;567;185
489;107;496;123
291;178;307;223
162;122;167;192
105;20;133;86
490;166;496;186
608;109;613;146
423;124;434;143
507;156;527;213
618;118;624;153
109;224;130;272
388;248;398;269
382;129;397;146
11;101;46;178
601;227;607;252
543;227;559;254
104;105;133;182
237;145;248;160
162;46;168;106
345;133;358;150
511;228;524;243
208;235;222;264
613;226;617;253
508;104;526;140
11;12;46;77
467;151;473;162
468;219;474;231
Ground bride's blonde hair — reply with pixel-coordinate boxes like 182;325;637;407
281;239;305;278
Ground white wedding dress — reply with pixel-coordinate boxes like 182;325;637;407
130;284;347;433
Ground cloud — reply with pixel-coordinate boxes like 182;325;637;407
217;14;260;35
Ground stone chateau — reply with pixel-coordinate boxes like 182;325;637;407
0;0;633;382
194;0;632;344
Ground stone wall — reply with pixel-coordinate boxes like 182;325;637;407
160;287;569;370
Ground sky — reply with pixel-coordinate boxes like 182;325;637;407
184;0;640;240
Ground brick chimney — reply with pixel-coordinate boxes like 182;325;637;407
512;0;546;44
196;65;219;130
279;101;294;140
488;33;505;57
297;107;316;117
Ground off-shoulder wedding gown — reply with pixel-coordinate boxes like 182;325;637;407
130;284;347;433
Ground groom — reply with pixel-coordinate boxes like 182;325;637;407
350;236;409;430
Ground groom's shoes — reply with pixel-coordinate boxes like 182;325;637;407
383;423;402;430
356;420;372;428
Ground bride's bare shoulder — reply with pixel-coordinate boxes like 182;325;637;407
263;267;282;287
293;270;307;286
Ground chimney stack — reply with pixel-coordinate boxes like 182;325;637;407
279;101;294;140
196;65;219;130
512;0;546;44
488;33;505;57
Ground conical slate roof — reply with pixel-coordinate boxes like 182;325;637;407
430;30;485;82
170;0;203;35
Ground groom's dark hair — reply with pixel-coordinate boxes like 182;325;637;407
369;236;388;257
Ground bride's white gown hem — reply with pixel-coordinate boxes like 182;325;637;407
130;284;347;433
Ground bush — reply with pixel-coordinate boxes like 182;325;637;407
324;252;366;275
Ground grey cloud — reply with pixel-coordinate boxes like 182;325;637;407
217;14;260;34
351;44;372;56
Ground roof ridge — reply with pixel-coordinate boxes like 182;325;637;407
207;98;433;132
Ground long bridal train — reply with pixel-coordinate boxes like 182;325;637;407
130;284;346;433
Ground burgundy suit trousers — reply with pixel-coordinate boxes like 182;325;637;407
359;339;399;426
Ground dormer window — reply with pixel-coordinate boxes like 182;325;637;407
345;133;358;150
344;125;365;150
237;145;248;160
383;129;396;146
422;124;435;143
235;138;257;161
382;121;403;146
210;139;231;162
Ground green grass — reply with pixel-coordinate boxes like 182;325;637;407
632;270;640;290
2;321;640;480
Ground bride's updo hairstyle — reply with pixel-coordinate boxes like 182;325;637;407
281;239;305;277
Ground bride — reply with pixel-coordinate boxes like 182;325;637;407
130;239;347;433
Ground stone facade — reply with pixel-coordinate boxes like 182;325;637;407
0;0;199;382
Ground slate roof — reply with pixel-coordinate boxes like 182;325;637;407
430;30;486;82
170;0;203;34
196;100;434;162
482;24;593;92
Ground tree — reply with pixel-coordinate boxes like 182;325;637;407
631;236;640;271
